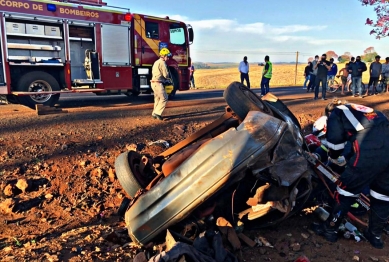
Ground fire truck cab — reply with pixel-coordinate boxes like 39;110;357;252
0;0;194;108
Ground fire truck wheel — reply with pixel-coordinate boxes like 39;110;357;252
223;81;272;120
5;95;19;104
16;71;60;109
168;68;179;99
124;91;140;97
114;151;144;198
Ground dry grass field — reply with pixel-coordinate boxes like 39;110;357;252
194;63;371;89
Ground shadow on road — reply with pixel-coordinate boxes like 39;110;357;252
58;90;227;109
165;106;225;120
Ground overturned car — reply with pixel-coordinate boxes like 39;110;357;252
115;82;312;245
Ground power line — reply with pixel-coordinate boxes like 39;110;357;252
191;49;313;56
192;50;298;54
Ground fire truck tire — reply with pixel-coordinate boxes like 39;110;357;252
168;69;179;99
131;91;140;97
5;94;19;104
223;81;272;120
114;151;144;198
124;91;140;97
16;71;60;109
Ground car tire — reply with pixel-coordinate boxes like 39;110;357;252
115;151;144;198
16;71;60;109
117;197;131;217
223;81;272;120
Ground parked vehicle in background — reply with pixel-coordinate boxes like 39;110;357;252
0;0;194;108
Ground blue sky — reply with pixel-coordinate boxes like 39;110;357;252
105;0;387;62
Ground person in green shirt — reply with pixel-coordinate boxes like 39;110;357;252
260;55;272;96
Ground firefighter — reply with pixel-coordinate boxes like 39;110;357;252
310;115;352;167
312;99;389;249
151;48;171;120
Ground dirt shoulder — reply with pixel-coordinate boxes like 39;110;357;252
1;90;389;261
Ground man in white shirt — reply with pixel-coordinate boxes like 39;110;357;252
239;56;250;88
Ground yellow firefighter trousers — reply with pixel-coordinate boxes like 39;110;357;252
151;82;168;116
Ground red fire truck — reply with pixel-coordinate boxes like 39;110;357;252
0;0;194;108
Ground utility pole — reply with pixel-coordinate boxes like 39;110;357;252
294;51;299;85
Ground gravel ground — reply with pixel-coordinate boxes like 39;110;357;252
1;89;389;261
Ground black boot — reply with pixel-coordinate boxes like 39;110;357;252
311;220;339;242
364;229;383;249
363;197;389;249
364;214;384;249
384;223;389;235
312;195;353;243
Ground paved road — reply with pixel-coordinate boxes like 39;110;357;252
58;86;302;109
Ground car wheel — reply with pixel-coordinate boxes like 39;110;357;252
16;71;60;109
115;151;145;198
223;81;272;120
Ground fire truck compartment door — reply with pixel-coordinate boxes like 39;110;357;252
70;41;94;81
101;24;130;65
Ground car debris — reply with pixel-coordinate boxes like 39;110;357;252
345;222;365;241
294;256;311;262
134;230;238;262
255;236;273;248
148;139;170;148
237;232;256;247
313;206;330;221
115;82;313;255
216;217;241;251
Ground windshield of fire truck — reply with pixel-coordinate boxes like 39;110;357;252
169;25;185;45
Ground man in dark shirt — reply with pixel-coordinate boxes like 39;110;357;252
368;55;382;95
314;53;331;100
348;56;367;97
304;61;312;90
327;58;338;86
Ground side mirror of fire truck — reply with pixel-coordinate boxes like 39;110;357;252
187;25;194;44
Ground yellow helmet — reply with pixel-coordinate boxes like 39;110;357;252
160;48;171;57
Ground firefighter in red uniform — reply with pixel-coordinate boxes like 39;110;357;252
313;99;389;249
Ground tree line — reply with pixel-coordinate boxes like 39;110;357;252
307;46;379;63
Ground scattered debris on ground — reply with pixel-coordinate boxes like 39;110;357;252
1;91;389;261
